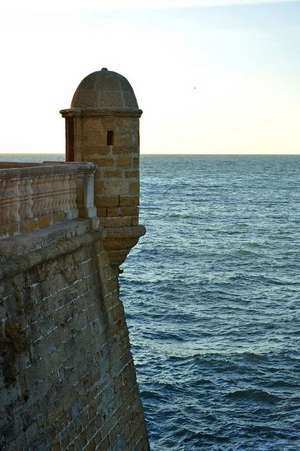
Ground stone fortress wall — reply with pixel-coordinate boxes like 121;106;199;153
0;69;149;450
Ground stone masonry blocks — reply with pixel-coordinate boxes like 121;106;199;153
0;230;149;450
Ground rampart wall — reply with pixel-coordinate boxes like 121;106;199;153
0;162;149;450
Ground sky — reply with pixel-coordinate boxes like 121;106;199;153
0;0;299;154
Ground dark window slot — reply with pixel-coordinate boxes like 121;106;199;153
107;130;114;146
66;118;74;161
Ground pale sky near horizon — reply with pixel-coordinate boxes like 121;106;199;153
0;0;299;154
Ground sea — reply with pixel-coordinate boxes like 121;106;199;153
1;154;300;450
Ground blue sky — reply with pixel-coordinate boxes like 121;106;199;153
0;0;299;154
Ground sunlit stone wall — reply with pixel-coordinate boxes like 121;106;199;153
60;68;146;269
0;162;96;239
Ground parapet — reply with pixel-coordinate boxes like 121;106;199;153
0;162;97;239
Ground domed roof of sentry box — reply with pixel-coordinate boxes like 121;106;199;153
71;68;139;111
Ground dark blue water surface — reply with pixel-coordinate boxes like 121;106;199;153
1;154;300;450
120;156;300;451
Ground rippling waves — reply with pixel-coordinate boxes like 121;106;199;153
120;156;300;450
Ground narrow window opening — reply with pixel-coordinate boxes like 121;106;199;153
107;130;114;146
66;117;74;161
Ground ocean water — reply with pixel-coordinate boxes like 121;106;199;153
121;156;300;451
1;154;300;450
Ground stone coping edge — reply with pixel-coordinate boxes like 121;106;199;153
60;108;143;118
0;219;102;281
103;225;146;239
0;162;96;179
0;162;42;168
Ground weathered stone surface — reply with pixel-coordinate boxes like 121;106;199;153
0;221;149;450
96;196;120;208
0;163;97;239
0;68;149;451
70;68;140;112
61;69;144;268
107;207;138;217
119;196;139;207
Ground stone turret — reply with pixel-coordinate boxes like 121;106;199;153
60;68;145;268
